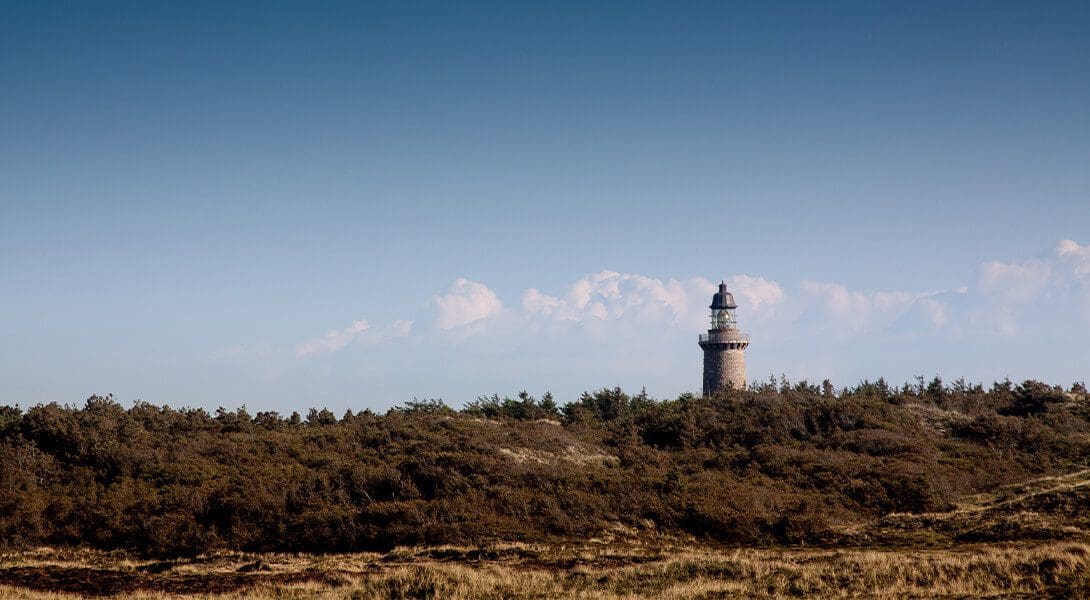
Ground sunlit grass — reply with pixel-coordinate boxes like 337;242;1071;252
2;542;1088;599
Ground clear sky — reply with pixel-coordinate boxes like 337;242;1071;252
2;1;1089;412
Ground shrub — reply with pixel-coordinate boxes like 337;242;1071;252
0;378;1087;555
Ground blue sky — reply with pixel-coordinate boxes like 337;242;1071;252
2;2;1089;411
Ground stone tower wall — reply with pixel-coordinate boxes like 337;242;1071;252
702;346;747;394
725;348;746;391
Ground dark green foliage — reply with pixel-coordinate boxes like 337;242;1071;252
464;392;560;421
1;380;1088;556
999;380;1068;416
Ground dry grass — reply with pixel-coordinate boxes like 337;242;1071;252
498;444;621;467
3;542;1089;599
850;466;1090;547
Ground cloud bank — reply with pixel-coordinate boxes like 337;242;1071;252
264;239;1089;366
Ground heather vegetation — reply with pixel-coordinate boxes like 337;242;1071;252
1;378;1088;557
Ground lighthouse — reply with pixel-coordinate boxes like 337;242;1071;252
698;281;750;395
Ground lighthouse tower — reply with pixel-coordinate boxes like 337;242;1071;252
698;282;750;395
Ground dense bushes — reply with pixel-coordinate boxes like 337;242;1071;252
0;379;1088;555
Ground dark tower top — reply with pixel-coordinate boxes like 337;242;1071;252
709;281;737;310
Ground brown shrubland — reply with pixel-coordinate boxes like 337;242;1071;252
1;378;1090;596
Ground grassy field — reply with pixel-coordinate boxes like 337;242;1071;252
2;541;1089;599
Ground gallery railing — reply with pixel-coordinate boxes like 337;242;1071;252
699;332;750;343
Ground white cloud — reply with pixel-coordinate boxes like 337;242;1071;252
803;281;870;319
433;278;504;330
731;275;785;313
1056;239;1090;277
1056;239;1090;260
294;320;370;357
978;259;1051;302
386;319;414;339
917;297;949;328
796;240;1088;338
296;319;370;358
295;319;413;358
969;238;1090;331
801;281;948;333
522;287;565;318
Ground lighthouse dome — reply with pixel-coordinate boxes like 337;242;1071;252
709;282;737;310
